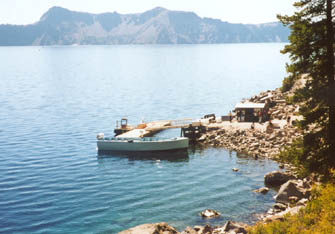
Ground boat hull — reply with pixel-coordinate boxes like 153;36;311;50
97;137;189;152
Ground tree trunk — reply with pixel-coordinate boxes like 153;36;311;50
326;0;335;161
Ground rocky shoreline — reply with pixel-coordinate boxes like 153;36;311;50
119;83;317;234
118;170;317;234
196;87;303;159
258;170;316;223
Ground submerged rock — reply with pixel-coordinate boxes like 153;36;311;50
253;187;269;194
200;209;221;218
118;222;178;234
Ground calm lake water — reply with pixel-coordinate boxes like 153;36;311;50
0;43;288;233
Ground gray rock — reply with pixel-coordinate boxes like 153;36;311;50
264;205;304;223
222;221;248;234
264;171;296;186
273;203;287;211
200;209;221;218
263;213;284;223
275;180;304;204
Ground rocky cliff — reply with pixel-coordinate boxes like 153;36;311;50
0;6;290;46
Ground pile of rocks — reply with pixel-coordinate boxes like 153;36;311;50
181;222;248;234
255;88;300;121
256;171;316;223
118;171;318;234
118;85;310;234
118;221;248;234
197;126;303;159
196;87;303;159
118;222;178;234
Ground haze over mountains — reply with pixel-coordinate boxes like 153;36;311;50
0;6;290;46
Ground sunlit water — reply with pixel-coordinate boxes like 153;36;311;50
0;44;288;233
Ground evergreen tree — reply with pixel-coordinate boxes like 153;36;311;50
278;0;334;173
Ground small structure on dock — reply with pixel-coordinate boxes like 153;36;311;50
234;102;267;122
181;122;207;140
114;118;135;136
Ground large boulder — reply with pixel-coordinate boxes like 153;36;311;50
264;205;304;223
118;222;178;234
264;171;296;186
274;180;304;204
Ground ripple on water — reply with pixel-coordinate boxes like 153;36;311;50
0;44;287;233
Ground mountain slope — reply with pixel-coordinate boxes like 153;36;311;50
0;6;290;45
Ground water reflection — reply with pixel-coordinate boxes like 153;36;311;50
97;149;189;162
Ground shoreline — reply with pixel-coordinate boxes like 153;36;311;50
119;86;314;234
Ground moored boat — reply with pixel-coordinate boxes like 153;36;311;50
96;135;189;152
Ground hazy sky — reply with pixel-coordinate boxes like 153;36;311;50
0;0;297;25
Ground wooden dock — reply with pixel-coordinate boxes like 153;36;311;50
116;118;193;138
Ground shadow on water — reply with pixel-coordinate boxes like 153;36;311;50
97;149;189;162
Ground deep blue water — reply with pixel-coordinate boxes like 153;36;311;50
0;44;288;233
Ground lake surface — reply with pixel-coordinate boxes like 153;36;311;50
0;43;288;233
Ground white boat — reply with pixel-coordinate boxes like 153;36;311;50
96;135;189;152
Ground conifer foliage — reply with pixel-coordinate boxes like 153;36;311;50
278;0;335;173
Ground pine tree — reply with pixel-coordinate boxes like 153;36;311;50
278;0;334;173
326;0;335;163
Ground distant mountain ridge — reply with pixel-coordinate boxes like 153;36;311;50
0;6;290;46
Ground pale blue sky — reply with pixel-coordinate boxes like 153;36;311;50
0;0;297;25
